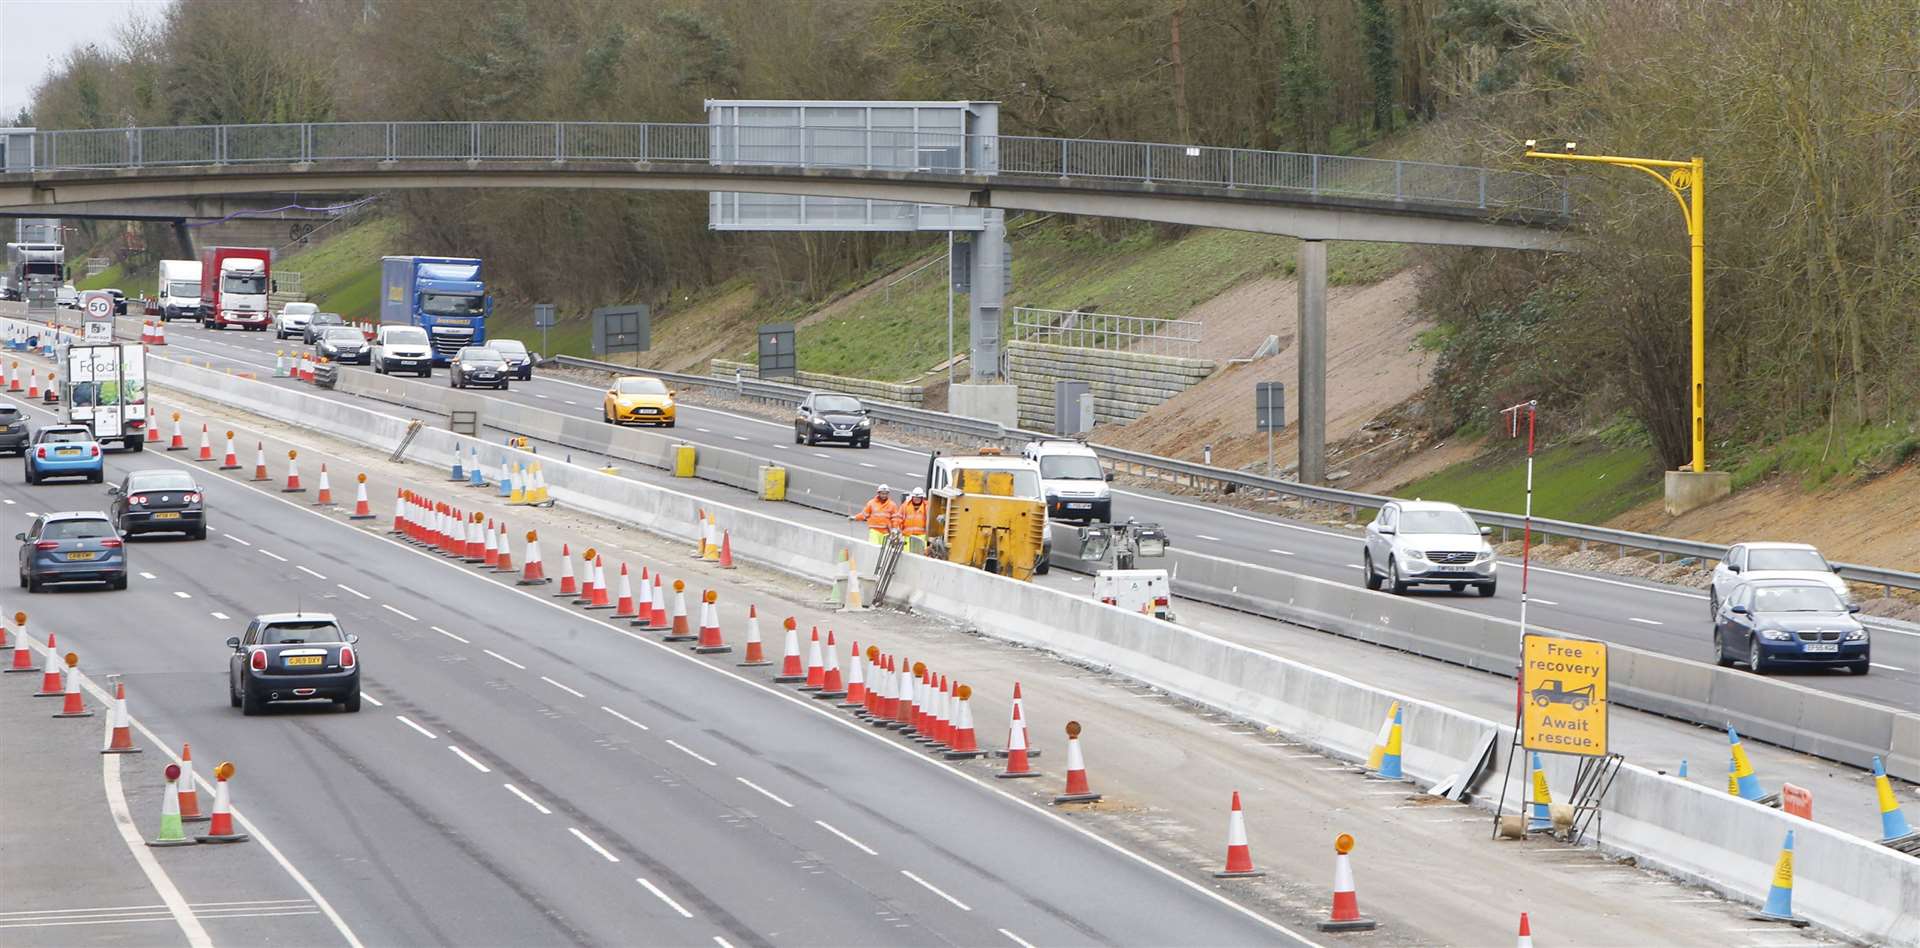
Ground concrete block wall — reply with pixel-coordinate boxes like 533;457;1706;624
1006;341;1215;429
710;359;925;408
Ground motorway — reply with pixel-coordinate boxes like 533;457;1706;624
115;314;1920;711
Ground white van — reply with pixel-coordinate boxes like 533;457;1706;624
156;259;203;321
1022;439;1112;523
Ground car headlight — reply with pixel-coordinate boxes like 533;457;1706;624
1478;544;1494;559
1405;548;1428;561
1844;629;1868;642
1758;629;1794;641
812;418;830;428
858;417;871;427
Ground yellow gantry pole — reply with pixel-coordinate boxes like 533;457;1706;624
1524;147;1707;473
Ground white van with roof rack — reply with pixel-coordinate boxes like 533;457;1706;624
1021;439;1112;524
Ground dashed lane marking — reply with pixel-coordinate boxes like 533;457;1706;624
503;783;551;814
395;715;438;739
732;435;749;442
259;549;287;562
296;565;326;579
1628;617;1663;626
381;604;417;621
601;706;649;731
1531;598;1559;606
858;462;876;468
448;745;491;773
336;583;370;600
139;571;157;579
432;626;469;644
1267;548;1294;556
1195;534;1220;542
1000;929;1038;948
813;820;877;855
541;676;585;698
172;591;191;599
359;692;384;707
665;739;717;766
900;870;971;911
225;534;251;546
635;879;692;919
1872;662;1905;671
735;777;793;808
210;612;229;620
569;827;620;863
483;649;525;670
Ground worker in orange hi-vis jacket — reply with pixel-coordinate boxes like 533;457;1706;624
893;487;930;554
850;484;899;544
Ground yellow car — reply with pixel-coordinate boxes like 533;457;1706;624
604;376;676;427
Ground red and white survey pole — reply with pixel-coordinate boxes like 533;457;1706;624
1500;399;1539;650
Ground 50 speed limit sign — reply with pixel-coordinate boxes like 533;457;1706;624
85;295;112;319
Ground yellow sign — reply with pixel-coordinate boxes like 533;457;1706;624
1521;633;1608;756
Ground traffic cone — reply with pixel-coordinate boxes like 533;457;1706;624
152;320;166;346
167;413;185;450
1872;756;1917;844
531;463;550;504
1365;702;1399;772
1728;757;1738;797
1213;792;1264;878
101;680;140;753
814;630;845;698
894;657;917;729
390;488;406;532
1678;759;1689;780
42;372;56;404
737;606;769;666
489;521;511;573
1367;705;1405;780
466;513;486;562
219;431;240;470
194;762;250;844
997;705;1040;779
449;451;466;483
572;548;598;604
934;675;955;746
553;544;578;596
840;639;867;708
910;666;932;737
26;368;38;398
148;764;196;847
0;612;9;652
1728;726;1767;802
1517;912;1534;948
1750;830;1807;925
314;465;333;505
694;591;731;653
497;456;513;498
33;632;63;694
995;682;1042;759
703;517;721;564
7;613;39;673
195;424;213;461
718;531;736;569
870;655;895;724
283;451;304;492
588;556;616;609
250;441;268;480
862;647;884;718
840;555;865;612
945;684;985;758
800;628;825;691
692;509;708;558
613;564;639;618
663;581;695;640
1054;721;1101;803
774;618;806;682
177;744;207;822
1317;834;1376;931
145;415;161;443
482;518;500;567
508;465;526;504
53;653;93;718
518;531;549;584
342;474;374;519
4;360;16;391
637;572;667;629
468;449;486;487
1528;751;1554;833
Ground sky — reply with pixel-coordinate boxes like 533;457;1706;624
1;0;170;122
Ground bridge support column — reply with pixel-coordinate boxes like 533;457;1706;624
952;208;1019;428
1296;239;1327;485
171;219;195;259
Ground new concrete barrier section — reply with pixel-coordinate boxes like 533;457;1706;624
28;331;1914;945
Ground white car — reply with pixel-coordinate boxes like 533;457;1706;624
273;302;318;339
371;324;434;378
57;284;80;308
1709;542;1849;616
1362;500;1498;596
1023;439;1112;523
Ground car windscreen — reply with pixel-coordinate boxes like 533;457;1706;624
1398;509;1479;535
814;395;864;414
323;327;363;341
40;428;92;444
44;518;114;539
1039;455;1104;480
491;340;527;356
260;621;345;644
1747;549;1829;572
166;281;198;297
460;349;504;364
129;472;197;492
616;378;667;395
312;313;343;325
283;303;317;316
222;274;266;294
1750;585;1845;613
0;406;19;418
421;293;484;316
383;328;429;345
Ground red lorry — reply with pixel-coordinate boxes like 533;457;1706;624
197;246;273;331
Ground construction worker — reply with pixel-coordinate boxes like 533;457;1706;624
851;484;898;544
894;487;929;554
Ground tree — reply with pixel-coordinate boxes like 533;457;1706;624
1357;0;1399;131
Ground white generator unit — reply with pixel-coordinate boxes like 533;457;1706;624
1094;569;1173;621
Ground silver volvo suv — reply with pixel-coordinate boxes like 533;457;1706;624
1362;500;1498;597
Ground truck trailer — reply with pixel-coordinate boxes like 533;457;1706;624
379;256;490;365
198;246;272;330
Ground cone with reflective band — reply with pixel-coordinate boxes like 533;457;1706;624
449;450;465;482
27;368;38;398
195;424;213;461
870;655;895;724
468;449;486;487
33;632;63;693
194;762;250;843
148;765;195;847
1871;756;1915;843
102;680;140;753
493;522;514;572
935;675;955;746
216;432;239;470
553;544;578;596
8;619;40;672
1751;830;1806;925
145;415;161;443
812;630;845;698
1678;758;1689;779
282;451;306;492
692;509;709;558
314;465;333;505
1516;913;1533;948
996;705;1040;779
530;463;549;504
1367;705;1404;780
518;531;549;584
737;606;769;665
995;681;1042;758
946;684;985;758
0;614;10;652
774;618;806;682
482;517;500;567
1728;726;1766;802
663;580;696;640
1728;757;1738;796
177;744;207;822
640;572;667;629
167;414;186;450
351;475;376;519
612;564;639;618
839;639;867;707
1528;751;1554;833
572;549;598;604
1365;701;1399;772
892;658;916;729
840;554;865;611
508;465;526;504
588;556;615;609
464;513;485;562
1213;792;1264;877
799;627;825;691
1316;834;1376;931
53;654;93;718
250;441;269;480
1054;722;1101;803
718;531;735;569
390;489;405;532
693;591;732;653
703;517;721;563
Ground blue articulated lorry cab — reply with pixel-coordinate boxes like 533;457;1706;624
379;256;491;365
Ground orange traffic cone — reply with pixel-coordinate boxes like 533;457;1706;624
1214;792;1264;878
662;581;695;640
101;679;141;753
717;531;736;569
167;413;186;450
144;415;161;444
314;465;333;505
642;573;668;629
390;488;406;532
33;631;64;694
219;432;241;470
350;474;376;519
282;451;304;492
1053;721;1101;803
492;522;514;573
814;630;846;698
929;675;953;747
774;618;806;682
26;368;38;398
482;518;500;567
52;653;93;718
587;556;614;610
571;548;597;604
694;591;731;654
996;681;1042;759
866;653;892;722
194;762;250;843
1317;834;1376;931
839;640;867;709
1517;912;1534;948
178;744;208;823
518;531;549;584
800;627;825;691
613;564;639;618
250;442;268;480
4;360;16;391
945;684;985;758
194;424;213;461
861;647;883;718
997;704;1039;778
464;513;485;562
737;606;769;666
7;612;39;673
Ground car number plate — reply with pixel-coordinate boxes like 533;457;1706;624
284;655;324;666
57;447;78;455
65;551;97;561
1067;503;1091;509
154;512;181;520
1803;643;1839;653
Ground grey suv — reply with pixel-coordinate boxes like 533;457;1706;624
1362;500;1497;596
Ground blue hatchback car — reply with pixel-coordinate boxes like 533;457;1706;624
18;511;128;591
24;425;104;484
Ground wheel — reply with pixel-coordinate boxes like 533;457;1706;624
374;359;385;374
450;375;458;388
420;369;431;378
499;381;509;391
340;689;362;712
241;686;263;716
804;430;817;445
857;439;871;449
1533;695;1549;707
1747;638;1768;674
17;570;25;589
27;573;42;593
89;469;103;484
1034;553;1051;576
794;428;803;444
1570;697;1588;711
229;679;241;708
109;574;127;590
664;420;675;428
1477;581;1497;598
1362;552;1381;590
603;410;613;425
1386;558;1408;595
23;465;35;485
1707;589;1718;618
127;436;144;452
1712;629;1733;666
191;522;207;540
1850;661;1870;676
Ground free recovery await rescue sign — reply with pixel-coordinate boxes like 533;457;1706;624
1521;633;1609;756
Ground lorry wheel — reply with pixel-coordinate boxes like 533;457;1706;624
126;437;144;453
1034;554;1051;576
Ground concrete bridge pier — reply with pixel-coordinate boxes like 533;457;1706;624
1296;239;1327;486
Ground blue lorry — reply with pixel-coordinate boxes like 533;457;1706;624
378;256;491;365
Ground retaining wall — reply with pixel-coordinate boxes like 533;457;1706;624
710;359;925;408
1005;340;1215;429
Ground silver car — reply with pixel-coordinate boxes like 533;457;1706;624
1362;500;1497;596
1708;541;1849;617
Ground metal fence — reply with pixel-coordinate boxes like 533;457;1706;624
17;121;1571;217
1009;306;1203;358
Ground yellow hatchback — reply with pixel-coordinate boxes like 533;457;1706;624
604;376;676;427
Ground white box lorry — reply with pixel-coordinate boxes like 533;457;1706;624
61;342;147;451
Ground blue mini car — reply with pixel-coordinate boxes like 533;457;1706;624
24;425;104;484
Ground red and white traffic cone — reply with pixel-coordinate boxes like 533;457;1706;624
930;675;953;747
773;618;806;682
645;573;668;629
518;531;549;585
464;514;485;562
694;591;731;654
26;368;38;399
33;632;64;695
313;465;333;505
482;518;500;567
997;704;1039;779
737;606;769;666
7;618;41;673
945;684;985;758
1053;721;1101;803
0;612;10;653
908;666;930;738
3;360;16;391
194;762;250;844
53;653;93;718
145;414;161;444
1213;792;1265;878
250;442;268;480
717;531;736;569
878;656;907;728
612;564;639;618
390;488;406;533
814;630;846;698
351;475;377;519
152;320;167;346
799;627;825;691
101;680;141;753
571;548;597;604
177;744;207;823
194;424;213;461
588;556;615;610
1317;834;1376;931
219;432;241;470
282;451;304;492
865;652;890;721
167;413;186;450
995;681;1042;758
893;658;917;730
662;581;695;640
492;522;514;573
1516;912;1534;948
839;639;867;708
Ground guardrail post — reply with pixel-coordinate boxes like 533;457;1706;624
1394;161;1403;201
1143;143;1152;182
469;122;478;160
216;125;227;165
637;123;648;161
1059;139;1068;175
1478;169;1488;209
734;369;744;396
300;124;312;163
554;123;564;162
1310;154;1320;195
131;128;142;167
385;123;394;161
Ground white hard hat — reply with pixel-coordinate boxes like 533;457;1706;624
876;483;891;493
909;487;925;499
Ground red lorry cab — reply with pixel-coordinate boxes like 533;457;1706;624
198;247;273;331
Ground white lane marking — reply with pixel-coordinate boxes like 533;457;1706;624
1532;598;1559;606
226;534;251;546
813;452;831;459
432;625;469;644
562;400;577;406
1196;534;1220;542
541;676;585;698
1628;617;1663;626
635;878;692;919
172;591;191;599
101;748;212;947
1872;662;1905;672
336;583;370;600
139;571;157;579
601;706;649;731
1346;563;1363;569
732;435;749;442
210;612;229;620
858;462;876;468
900;870;971;911
296;565;326;580
1000;929;1038;948
569;827;620;862
1;498;10;504
447;745;491;773
358;692;384;707
1267;548;1294;556
503;783;551;815
713;938;733;948
664;739;716;766
380;603;417;621
813;820;877;855
395;715;438;739
532;393;549;399
734;777;793;808
483;649;526;670
259;549;287;562
695;427;711;433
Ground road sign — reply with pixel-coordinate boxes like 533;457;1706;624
532;303;556;328
84;293;112;320
590;305;650;356
1255;382;1285;431
758;323;796;379
1520;633;1608;757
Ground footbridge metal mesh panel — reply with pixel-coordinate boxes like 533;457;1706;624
1009;307;1203;358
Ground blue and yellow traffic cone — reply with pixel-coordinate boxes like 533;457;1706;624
496;456;513;498
508;465;526;504
1677;758;1688;780
1750;830;1807;926
1366;706;1404;781
1873;756;1916;843
1727;757;1738;796
1527;752;1554;833
467;448;486;487
1728;726;1766;802
449;451;465;482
